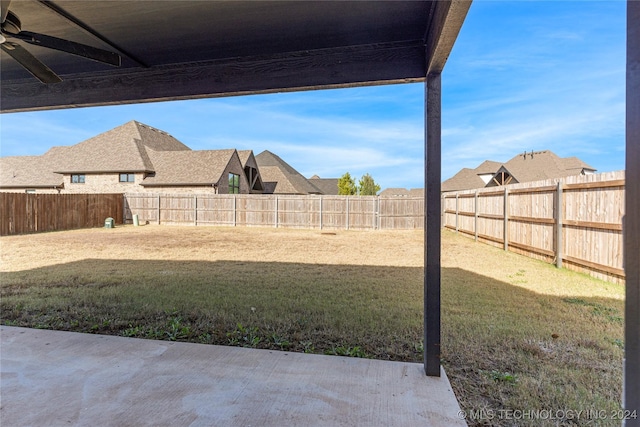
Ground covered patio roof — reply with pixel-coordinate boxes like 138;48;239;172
1;0;468;112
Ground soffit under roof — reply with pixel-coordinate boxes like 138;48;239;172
1;0;471;112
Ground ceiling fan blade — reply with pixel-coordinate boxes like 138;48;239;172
0;0;10;24
13;30;121;66
1;41;62;83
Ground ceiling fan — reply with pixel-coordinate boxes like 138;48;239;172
0;0;121;84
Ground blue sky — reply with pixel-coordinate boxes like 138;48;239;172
0;1;626;190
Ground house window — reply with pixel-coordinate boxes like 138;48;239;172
71;174;85;183
119;173;135;183
229;173;240;194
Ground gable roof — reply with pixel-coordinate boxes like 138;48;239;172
255;150;321;194
54;121;190;174
490;150;596;186
443;150;597;192
142;149;238;187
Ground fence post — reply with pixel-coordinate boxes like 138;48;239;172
455;193;459;233
233;195;237;227
555;181;563;268
346;197;350;230
503;187;509;251
319;196;323;230
275;196;278;228
474;190;479;242
372;197;376;230
194;195;197;226
157;194;161;225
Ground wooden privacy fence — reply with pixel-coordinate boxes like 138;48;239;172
442;171;625;284
124;194;424;231
0;193;124;236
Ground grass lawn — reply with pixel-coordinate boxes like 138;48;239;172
0;225;625;426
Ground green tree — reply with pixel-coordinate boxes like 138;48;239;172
358;173;381;196
337;172;357;195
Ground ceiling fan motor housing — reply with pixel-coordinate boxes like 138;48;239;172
1;10;21;35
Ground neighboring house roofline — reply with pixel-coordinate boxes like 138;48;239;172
444;150;597;192
256;150;322;195
141;148;240;188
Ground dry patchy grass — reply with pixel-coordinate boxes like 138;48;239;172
0;225;625;426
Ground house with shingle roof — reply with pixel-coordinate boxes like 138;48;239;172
308;175;339;196
141;149;249;193
255;150;322;195
442;150;596;192
0;121;253;194
487;150;595;187
0;153;66;192
379;187;425;197
379;188;411;197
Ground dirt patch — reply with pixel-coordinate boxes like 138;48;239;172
0;225;424;272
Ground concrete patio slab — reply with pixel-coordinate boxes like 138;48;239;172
0;326;465;427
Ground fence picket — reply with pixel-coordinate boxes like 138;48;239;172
0;193;123;236
442;171;625;283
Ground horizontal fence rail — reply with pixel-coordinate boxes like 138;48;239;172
124;194;425;231
0;193;123;236
442;171;625;284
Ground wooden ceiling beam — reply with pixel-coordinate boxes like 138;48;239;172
1;41;426;113
425;0;472;74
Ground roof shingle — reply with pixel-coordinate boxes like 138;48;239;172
142;149;237;186
255;151;321;194
54;121;190;173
